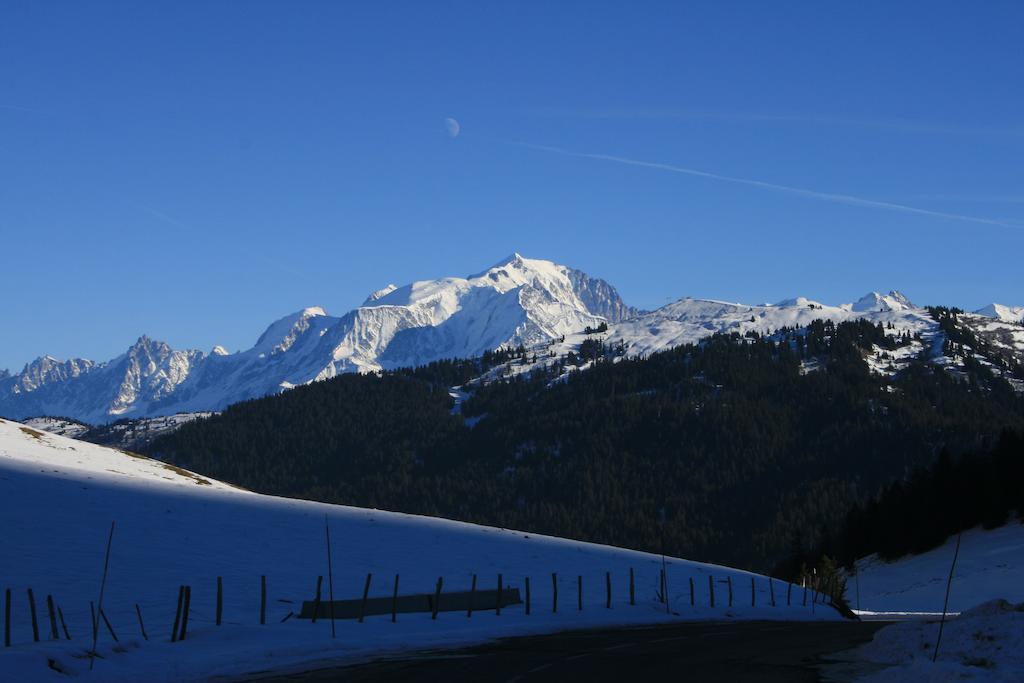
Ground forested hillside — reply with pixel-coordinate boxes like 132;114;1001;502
148;319;1024;571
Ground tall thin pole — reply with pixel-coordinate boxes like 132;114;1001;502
90;522;115;670
325;515;336;638
933;531;962;663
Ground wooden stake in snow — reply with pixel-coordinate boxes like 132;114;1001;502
577;575;583;611
260;575;267;625
325;517;336;637
311;576;323;624
629;568;635;606
27;588;39;642
359;574;372;623
770;578;776;607
431;577;443;620
467;574;476;618
46;594;58;640
100;608;119;642
689;577;695;607
179;586;191;641
3;588;10;647
89;521;115;670
933;531;963;663
751;577;756;607
216;576;223;627
496;574;503;616
787;581;792;606
726;576;732;607
552;572;558;613
708;575;715;608
391;574;399;623
525;576;531;615
135;604;148;640
58;605;71;640
606;572;612;609
171;585;184;642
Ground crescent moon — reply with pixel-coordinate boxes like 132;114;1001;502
445;117;460;138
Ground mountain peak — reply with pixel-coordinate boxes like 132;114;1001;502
852;291;915;313
975;303;1024;323
363;284;398;306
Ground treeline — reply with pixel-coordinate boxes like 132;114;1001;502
784;430;1024;575
147;319;1024;572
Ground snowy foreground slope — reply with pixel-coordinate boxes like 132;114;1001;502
850;522;1024;616
0;418;840;682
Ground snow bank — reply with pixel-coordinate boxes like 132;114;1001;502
0;418;840;681
855;600;1024;682
850;522;1024;615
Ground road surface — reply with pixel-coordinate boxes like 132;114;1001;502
255;620;890;682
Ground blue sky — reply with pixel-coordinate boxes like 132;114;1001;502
2;1;1022;371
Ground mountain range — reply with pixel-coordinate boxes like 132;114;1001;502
2;253;1021;424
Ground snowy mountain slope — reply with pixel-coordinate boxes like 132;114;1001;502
605;291;939;363
0;417;839;681
849;521;1024;616
976;303;1024;324
0;255;634;424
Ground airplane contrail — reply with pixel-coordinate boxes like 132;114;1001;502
512;141;1013;228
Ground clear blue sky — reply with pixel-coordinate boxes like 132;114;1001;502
2;1;1022;371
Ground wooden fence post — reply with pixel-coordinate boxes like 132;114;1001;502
525;577;531;615
260;576;267;625
90;602;97;647
431;577;443;620
171;586;184;642
496;574;503;616
770;578;776;607
689;577;695;607
802;584;807;606
708;575;715;608
577;575;583;611
751;577;756;607
787;582;792;606
46;595;58;640
552;573;558;613
391;574;400;623
629;568;635;606
605;572;612;609
727;576;733;607
659;569;666;604
179;586;191;641
467;574;476;618
27;589;39;642
3;588;10;647
100;608;119;642
359;574;372;623
135;604;148;640
216;577;223;626
311;576;323;624
58;605;70;640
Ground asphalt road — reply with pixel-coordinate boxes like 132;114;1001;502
256;620;890;682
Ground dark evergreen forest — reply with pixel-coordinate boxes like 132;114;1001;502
147;319;1024;572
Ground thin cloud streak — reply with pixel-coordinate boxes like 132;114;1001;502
512;142;1014;228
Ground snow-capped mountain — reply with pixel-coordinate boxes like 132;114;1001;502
0;255;636;423
976;303;1024;324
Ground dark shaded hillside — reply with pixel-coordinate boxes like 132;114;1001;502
147;320;1024;571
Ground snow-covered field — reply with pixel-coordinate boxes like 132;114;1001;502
0;418;840;682
852;600;1024;682
850;522;1024;616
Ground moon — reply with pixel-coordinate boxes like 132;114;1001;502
445;117;460;138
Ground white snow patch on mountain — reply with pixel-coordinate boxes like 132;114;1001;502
975;303;1024;324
